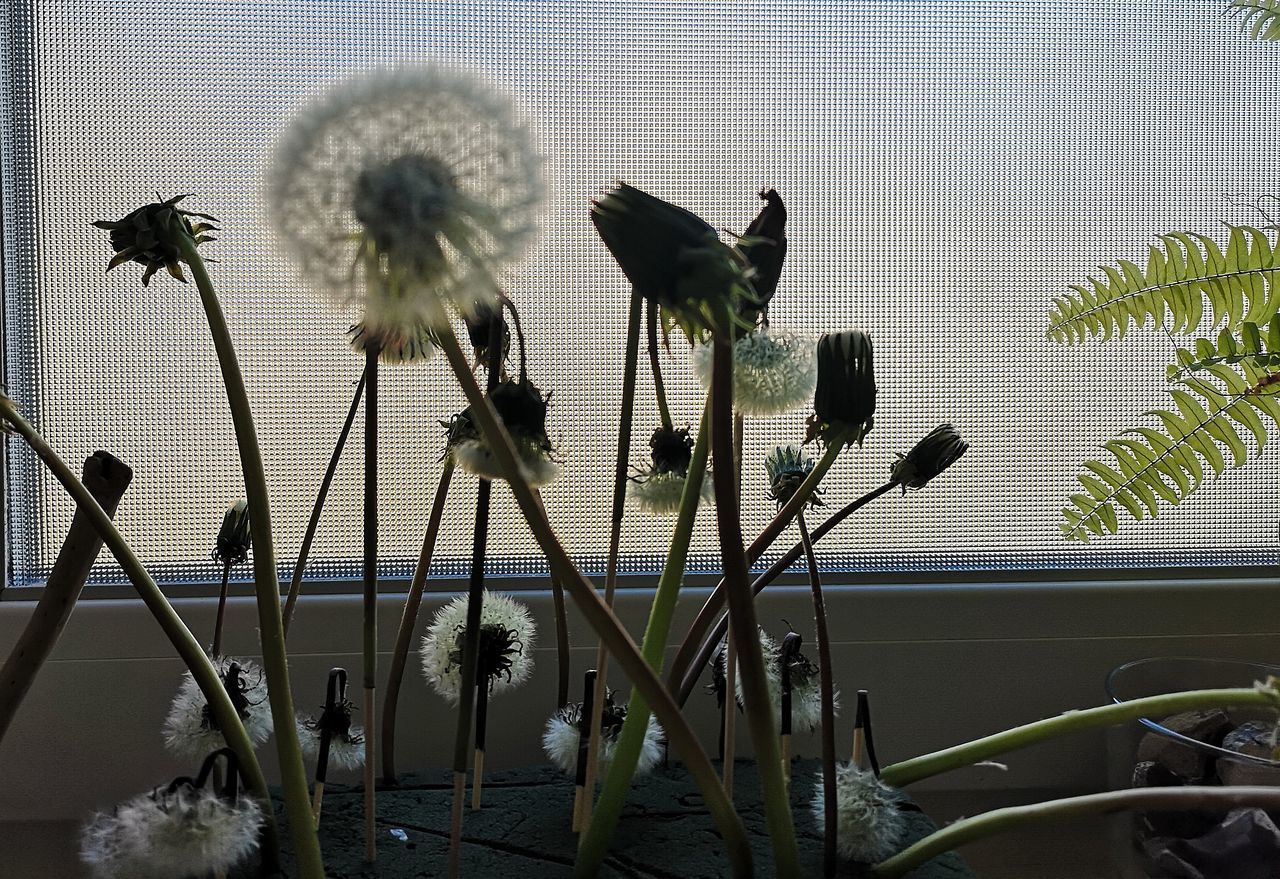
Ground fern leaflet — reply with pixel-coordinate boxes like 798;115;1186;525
1228;0;1280;40
1168;316;1280;378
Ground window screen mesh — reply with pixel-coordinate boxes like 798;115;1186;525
3;0;1279;588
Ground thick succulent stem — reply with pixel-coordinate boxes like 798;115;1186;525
432;324;751;878
0;398;284;873
708;334;800;877
872;787;1280;878
283;368;366;637
382;460;454;784
178;237;322;878
797;510;837;877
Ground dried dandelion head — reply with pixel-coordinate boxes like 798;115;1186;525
420;591;536;703
810;763;908;864
445;378;559;486
162;657;272;760
541;691;664;777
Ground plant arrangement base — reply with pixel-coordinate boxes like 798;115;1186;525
254;760;973;878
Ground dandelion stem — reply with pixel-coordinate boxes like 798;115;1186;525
0;451;130;748
0;397;283;874
432;324;750;878
709;333;800;877
176;236;322;878
448;309;503;878
210;559;232;658
551;578;570;710
881;687;1280;788
675;478;898;707
647;301;673;432
580;289;643;831
382;460;454;784
362;343;379;862
797;509;838;878
283;367;366;637
871;787;1280;879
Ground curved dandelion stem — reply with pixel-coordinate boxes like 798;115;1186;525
381;460;455;784
432;323;750;878
176;235;323;878
283;367;367;638
646;301;673;432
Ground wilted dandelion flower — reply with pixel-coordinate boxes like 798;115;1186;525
445;379;559;486
297;700;366;772
421;591;536;703
892;424;968;493
734;627;833;733
691;328;815;417
542;692;664;776
810;763;908;863
268;66;543;332
735;189;788;324
93;194;219;287
163;657;272;760
81;784;263;879
631;425;713;515
765;445;821;509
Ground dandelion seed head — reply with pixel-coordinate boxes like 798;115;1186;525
811;763;908;863
162;657;272;761
692;328;816;417
541;696;663;776
734;627;834;733
420;591;536;703
297;712;366;772
631;469;713;515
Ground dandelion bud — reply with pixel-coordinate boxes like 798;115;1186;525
891;424;969;493
93;194;218;287
463;303;511;366
809;330;876;445
765;445;821;509
213;501;251;566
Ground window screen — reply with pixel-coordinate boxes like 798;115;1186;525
3;0;1279;589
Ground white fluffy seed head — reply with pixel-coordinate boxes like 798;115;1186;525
267;65;544;330
630;469;714;515
296;713;366;772
811;763;908;863
541;701;664;776
692;327;816;417
733;627;835;733
81;786;263;879
420;591;536;703
162;657;273;761
347;318;437;364
450;437;561;487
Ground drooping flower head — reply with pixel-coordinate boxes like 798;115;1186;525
891;424;968;493
765;445;821;509
212;500;251;566
542;690;664;777
591;183;756;340
691;327;816;417
631;425;713;515
445;379;559;486
93;194;219;287
736;188;788;326
734;627;834;733
163;657;272;760
81;776;263;879
464;301;512;367
810;763;908;863
268;66;544;336
808;330;876;445
420;591;536;703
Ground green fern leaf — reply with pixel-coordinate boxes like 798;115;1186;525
1168;316;1280;378
1061;362;1280;540
1228;0;1280;40
1048;225;1280;345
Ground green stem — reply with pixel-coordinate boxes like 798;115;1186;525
668;437;846;702
676;479;900;707
0;397;283;872
177;236;322;877
580;401;710;869
709;333;800;877
433;324;751;878
581;289;643;824
872;786;1280;878
362;344;379;861
283;367;366;638
211;560;232;657
881;687;1280;788
647;301;673;431
797;510;837;878
382;460;454;784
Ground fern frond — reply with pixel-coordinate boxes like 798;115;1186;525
1168;316;1280;378
1228;0;1280;40
1047;225;1280;345
1061;360;1280;541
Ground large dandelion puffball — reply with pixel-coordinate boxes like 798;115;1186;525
811;763;908;863
81;786;263;879
420;591;536;703
162;657;273;760
268;66;544;330
542;701;664;776
692;327;816;417
733;628;834;733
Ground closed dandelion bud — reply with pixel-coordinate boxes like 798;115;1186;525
765;445;821;509
808;330;876;445
736;188;788;324
93;194;218;287
420;591;536;703
463;303;511;365
213;501;251;566
541;691;664;777
811;763;908;863
591;183;752;338
445;379;559;486
892;424;968;493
